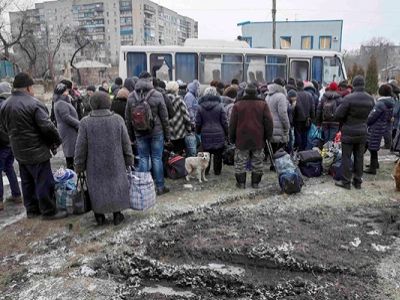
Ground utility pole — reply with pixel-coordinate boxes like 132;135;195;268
272;0;276;49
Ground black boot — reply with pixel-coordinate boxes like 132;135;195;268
335;181;351;190
235;173;246;189
364;159;378;175
113;212;124;226
94;213;106;226
251;172;263;189
365;162;380;169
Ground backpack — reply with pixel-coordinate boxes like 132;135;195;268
131;90;156;132
279;170;303;194
299;161;323;178
166;154;187;179
222;143;235;166
322;97;337;122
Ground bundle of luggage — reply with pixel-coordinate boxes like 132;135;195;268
273;148;304;194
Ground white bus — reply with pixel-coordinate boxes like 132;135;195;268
119;40;346;86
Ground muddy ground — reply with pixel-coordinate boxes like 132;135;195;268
1;151;400;299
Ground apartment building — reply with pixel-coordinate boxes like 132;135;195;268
10;0;198;68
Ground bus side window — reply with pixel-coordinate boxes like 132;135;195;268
221;54;243;85
200;54;222;84
245;55;266;83
150;53;172;81
323;57;344;85
312;57;323;83
290;60;309;81
127;52;147;77
266;56;287;82
175;53;198;83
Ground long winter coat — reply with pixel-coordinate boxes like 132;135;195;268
196;95;228;150
74;109;133;214
229;94;273;151
54;95;80;158
367;97;395;151
335;87;375;144
111;97;127;120
221;96;235;124
265;83;290;143
293;89;315;123
167;93;191;141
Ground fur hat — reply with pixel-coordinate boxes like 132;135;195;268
328;82;338;91
123;78;135;92
339;80;348;89
90;91;111;110
139;71;152;79
13;72;34;88
352;75;365;88
166;81;179;94
116;87;129;100
0;82;11;97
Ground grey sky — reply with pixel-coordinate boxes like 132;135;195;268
27;0;400;50
153;0;400;50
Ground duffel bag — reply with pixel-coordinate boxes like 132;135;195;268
274;149;296;175
299;161;322;178
279;170;304;194
298;149;322;163
329;159;353;181
223;143;235;166
166;155;187;179
128;169;156;210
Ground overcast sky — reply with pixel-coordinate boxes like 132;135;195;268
153;0;400;50
26;0;400;50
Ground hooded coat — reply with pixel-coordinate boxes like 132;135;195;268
367;97;395;151
335;86;375;144
293;88;315;123
221;96;235;124
125;77;170;140
74;93;133;214
196;95;228;150
54;94;80;157
265;83;290;143
184;80;200;125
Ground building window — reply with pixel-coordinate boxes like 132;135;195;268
280;36;291;49
319;36;332;50
301;36;313;50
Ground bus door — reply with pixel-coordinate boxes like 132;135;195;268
289;58;310;81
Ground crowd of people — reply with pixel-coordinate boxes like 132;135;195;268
0;70;399;224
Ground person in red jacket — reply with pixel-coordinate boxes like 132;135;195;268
229;83;273;189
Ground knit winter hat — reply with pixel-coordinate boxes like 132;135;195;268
60;79;72;90
287;89;297;98
352;75;365;88
13;72;34;88
0;82;11;97
115;77;123;86
338;80;348;89
116;87;129;100
328;82;338;91
203;86;218;97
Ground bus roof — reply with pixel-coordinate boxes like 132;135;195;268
120;45;343;58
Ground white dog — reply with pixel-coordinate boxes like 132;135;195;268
185;152;210;183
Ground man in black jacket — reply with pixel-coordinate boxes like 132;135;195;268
293;80;315;151
0;73;66;219
334;75;374;190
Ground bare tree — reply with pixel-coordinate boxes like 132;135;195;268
17;30;38;76
70;27;98;85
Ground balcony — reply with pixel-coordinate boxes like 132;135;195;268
144;4;156;14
